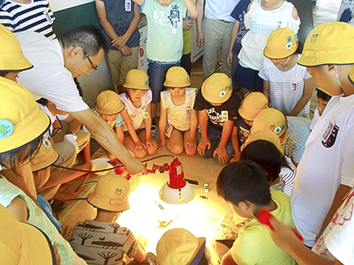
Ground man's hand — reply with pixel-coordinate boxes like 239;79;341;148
213;146;229;164
125;156;146;175
197;137;211;155
197;30;204;47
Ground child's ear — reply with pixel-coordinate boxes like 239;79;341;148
238;201;252;212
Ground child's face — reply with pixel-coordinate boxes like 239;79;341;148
261;0;283;9
307;66;343;96
127;88;145;104
157;0;173;7
100;113;119;122
317;98;328;116
270;57;289;68
2;71;19;82
169;87;186;98
244;120;253;126
210;102;222;107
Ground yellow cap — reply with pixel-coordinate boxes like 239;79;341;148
348;66;354;85
0;24;33;71
238;92;268;121
31;137;59;172
123;69;150;90
0;204;55;265
241;130;284;155
298;22;354;67
201;73;232;104
164;66;191;87
95;90;125;115
264;27;298;59
251;108;287;137
88;174;131;212
156;228;206;265
0;77;50;154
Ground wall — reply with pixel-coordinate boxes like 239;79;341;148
48;0;114;107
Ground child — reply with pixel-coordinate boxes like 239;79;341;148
310;87;332;130
0;0;56;39
120;69;157;158
156;228;208;265
231;91;268;162
159;66;198;155
131;0;198;126
71;174;148;265
83;90;125;161
291;22;354;248
193;73;241;164
217;160;296;265
260;27;315;118
235;0;300;96
95;0;141;93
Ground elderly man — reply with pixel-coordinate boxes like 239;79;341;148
15;25;145;175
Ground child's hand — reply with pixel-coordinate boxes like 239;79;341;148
146;137;157;151
111;36;127;49
120;45;132;56
183;18;194;30
186;138;197;153
158;138;166;149
134;140;146;156
230;152;241;163
227;51;233;66
197;137;211;155
213;146;229;164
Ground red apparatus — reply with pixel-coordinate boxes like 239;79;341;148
168;158;186;189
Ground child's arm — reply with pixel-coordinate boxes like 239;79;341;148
186;108;198;152
158;104;167;148
82;137;92;163
221;251;238;265
196;0;204;47
95;0;119;45
197;109;211;155
111;3;141;49
227;20;240;66
213;120;233;164
263;80;270;103
230;126;241;162
131;0;144;7
120;109;146;154
144;103;157;149
115;126;124;144
185;0;198;19
133;242;147;263
288;77;315;116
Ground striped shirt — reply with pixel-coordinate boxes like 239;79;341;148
0;0;56;39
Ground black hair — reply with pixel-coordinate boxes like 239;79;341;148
59;25;108;57
316;88;331;102
0;137;42;174
36;98;48;106
240;140;290;183
216;160;271;207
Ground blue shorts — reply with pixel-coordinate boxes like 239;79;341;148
235;64;263;92
147;59;180;104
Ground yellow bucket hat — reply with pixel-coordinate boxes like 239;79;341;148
251;108;287;137
163;66;191;87
298;22;354;67
241;130;284;155
0;204;55;265
348;66;354;85
0;77;50;154
156;228;206;265
0;24;33;71
238;92;268;121
31;137;59;172
88;174;131;212
264;27;298;59
95;90;125;115
123;69;150;90
201;73;232;104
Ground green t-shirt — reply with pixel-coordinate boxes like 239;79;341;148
230;191;296;265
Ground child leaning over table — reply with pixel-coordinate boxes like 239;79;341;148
71;174;153;265
158;66;198;156
193;73;241;164
82;90;125;162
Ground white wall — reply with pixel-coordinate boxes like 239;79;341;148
48;0;94;12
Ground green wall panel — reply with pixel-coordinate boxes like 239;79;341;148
52;2;101;37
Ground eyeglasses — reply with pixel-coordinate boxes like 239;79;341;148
49;116;63;137
83;51;98;71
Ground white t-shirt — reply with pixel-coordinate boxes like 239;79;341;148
120;90;152;131
160;87;196;131
15;31;89;112
291;93;354;247
239;0;300;70
312;188;354;265
259;55;312;118
205;0;240;22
